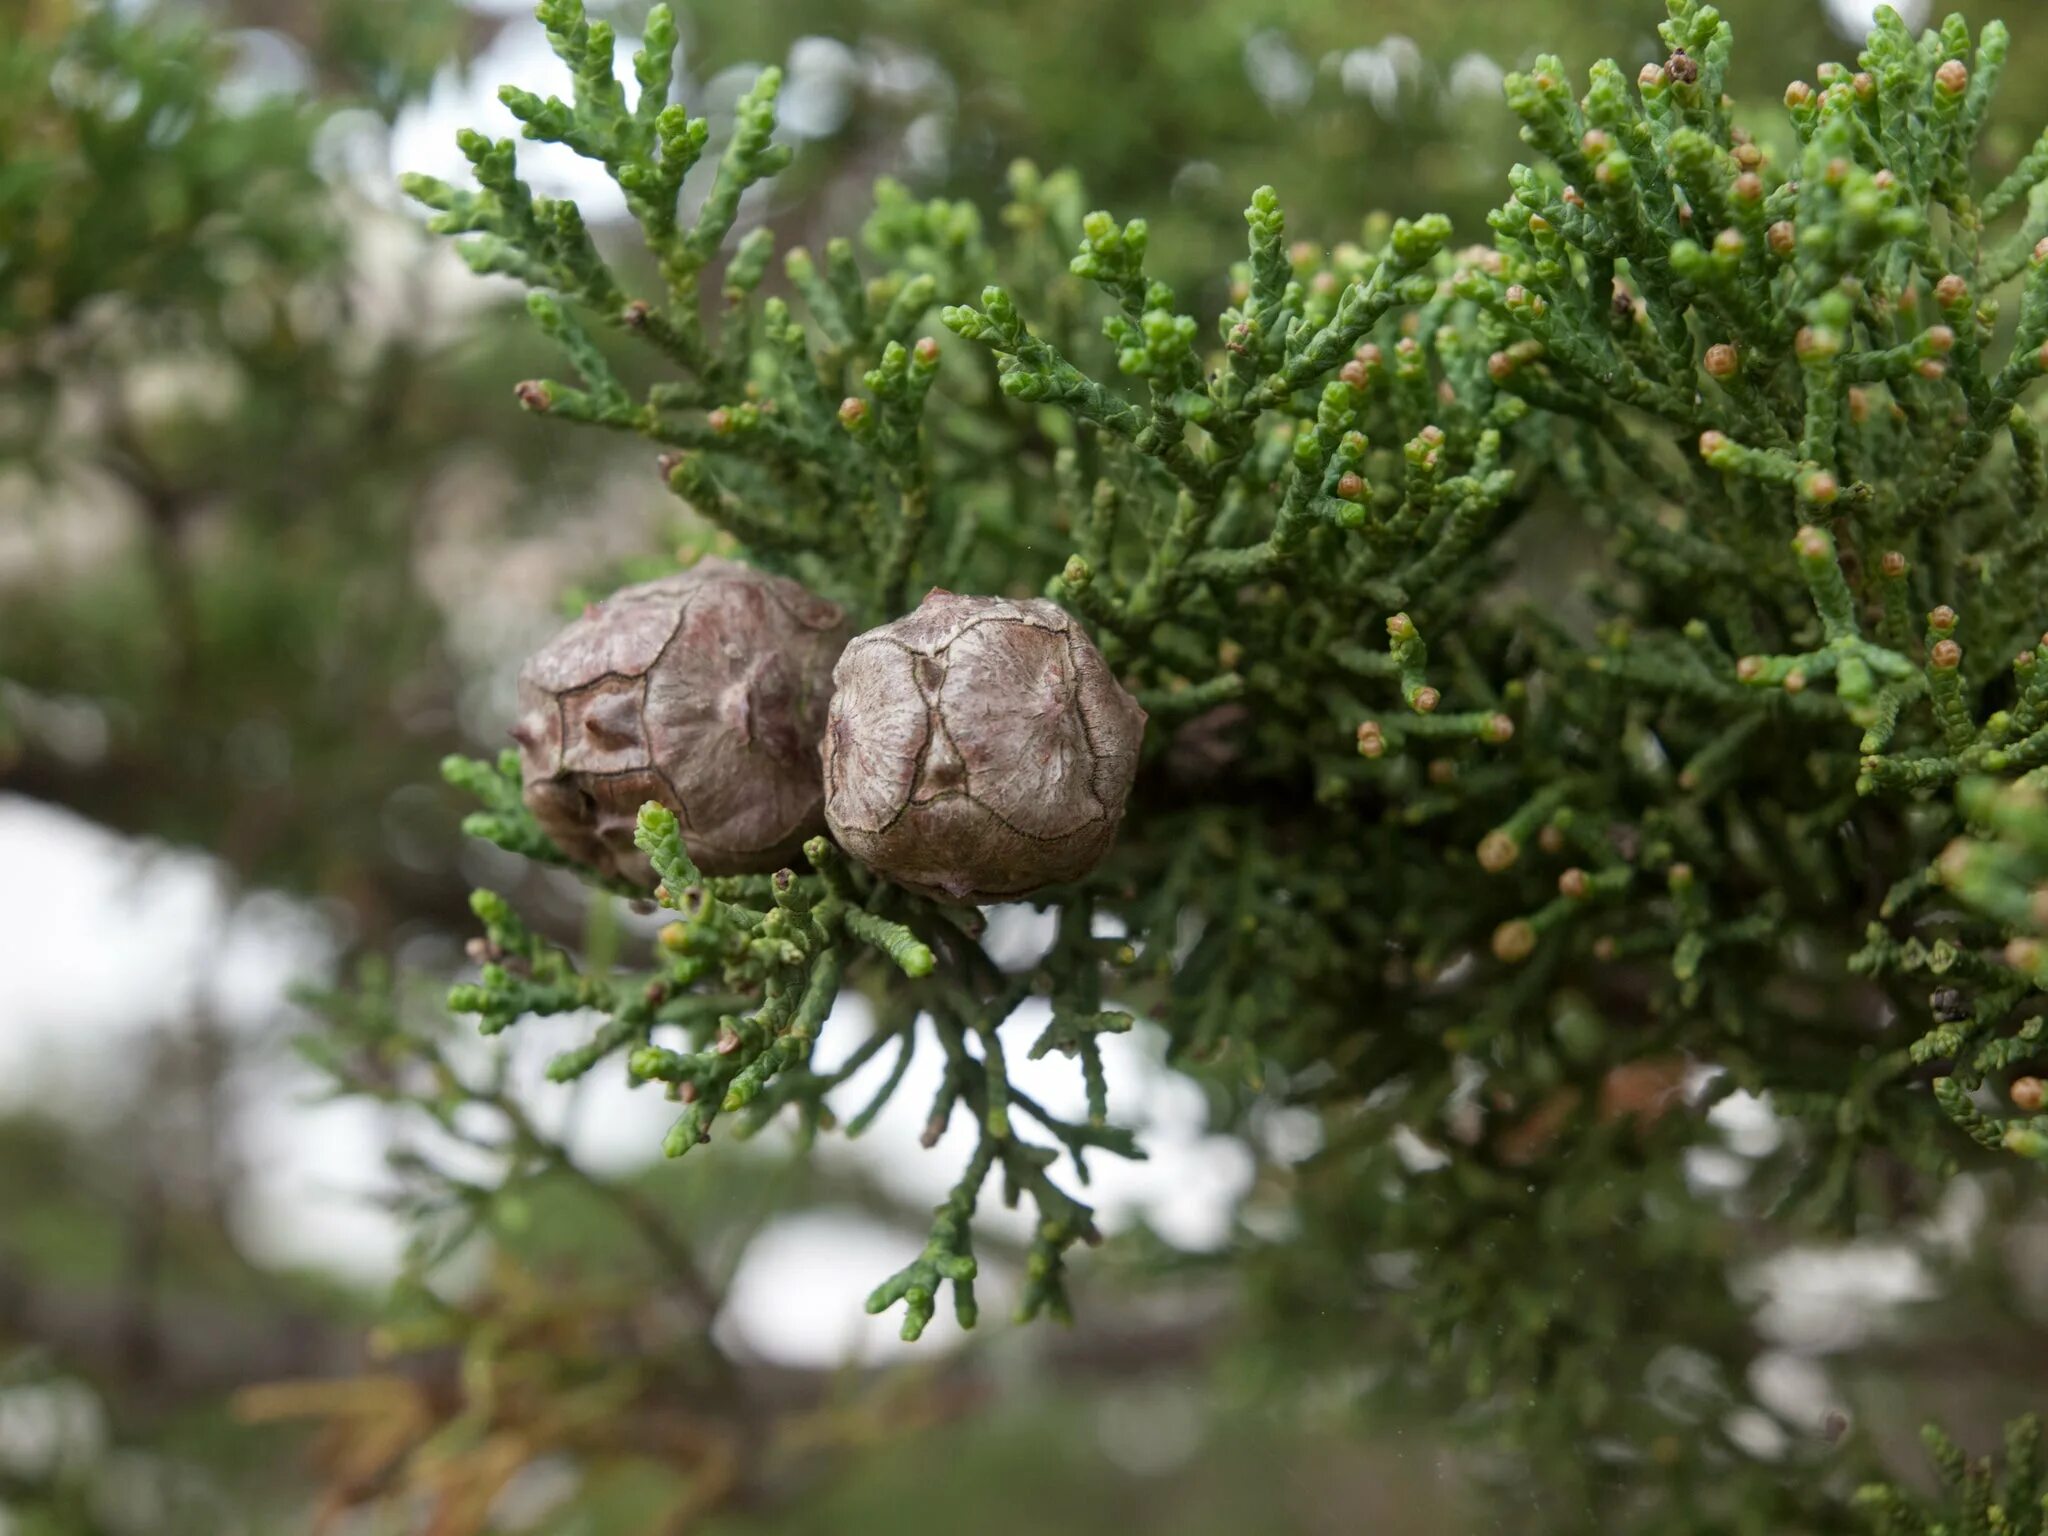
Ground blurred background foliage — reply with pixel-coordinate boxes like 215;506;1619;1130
5;0;2048;1531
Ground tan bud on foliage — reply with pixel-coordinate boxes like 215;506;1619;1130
513;559;852;882
1478;830;1520;872
1492;919;1537;963
822;590;1147;904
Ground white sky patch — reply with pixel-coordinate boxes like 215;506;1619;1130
484;1007;700;1176
979;902;1058;969
1707;1086;1784;1158
230;1084;408;1282
216;28;314;113
810;989;1255;1254
1742;1242;1937;1352
0;1377;107;1482
0;797;330;1090
716;1208;991;1367
902;111;951;179
379;14;799;267
387;21;640;221
0;796;407;1276
1747;1349;1840;1434
1446;52;1506;105
1339;37;1423;117
779;36;859;140
1823;0;1930;38
1244;31;1314;113
1723;1406;1790;1460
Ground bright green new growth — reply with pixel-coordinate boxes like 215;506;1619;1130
1855;1414;2046;1534
410;0;2048;1496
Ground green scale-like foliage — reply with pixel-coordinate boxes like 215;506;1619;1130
404;0;2048;1508
1855;1415;2048;1535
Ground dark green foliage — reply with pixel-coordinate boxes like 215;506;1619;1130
388;0;2048;1526
0;9;329;335
0;2;595;908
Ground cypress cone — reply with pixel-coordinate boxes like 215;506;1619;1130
512;558;849;880
822;589;1146;903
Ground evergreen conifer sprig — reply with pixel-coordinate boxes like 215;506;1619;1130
434;746;1146;1335
1854;1415;2046;1534
411;0;2048;1473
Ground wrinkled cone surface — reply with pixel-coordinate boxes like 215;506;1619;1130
515;557;850;880
823;589;1146;904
